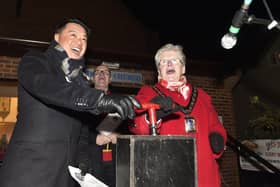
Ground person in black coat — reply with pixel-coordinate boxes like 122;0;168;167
0;18;140;187
77;64;120;187
77;64;133;187
89;64;118;187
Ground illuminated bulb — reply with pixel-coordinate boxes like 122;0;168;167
221;33;237;49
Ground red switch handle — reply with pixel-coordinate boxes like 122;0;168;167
141;103;160;135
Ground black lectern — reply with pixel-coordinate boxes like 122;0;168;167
116;135;197;187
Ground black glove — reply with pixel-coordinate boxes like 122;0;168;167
209;132;225;154
150;96;178;119
78;162;88;177
97;94;141;120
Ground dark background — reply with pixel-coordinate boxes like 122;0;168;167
1;0;279;75
124;0;280;73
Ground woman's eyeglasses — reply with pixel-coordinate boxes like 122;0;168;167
159;58;182;66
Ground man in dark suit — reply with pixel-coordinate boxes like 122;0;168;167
0;18;140;187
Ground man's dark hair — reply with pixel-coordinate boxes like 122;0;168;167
54;18;91;38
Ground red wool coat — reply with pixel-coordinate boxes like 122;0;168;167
130;83;227;187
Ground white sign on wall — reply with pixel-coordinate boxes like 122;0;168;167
240;139;280;172
111;71;143;84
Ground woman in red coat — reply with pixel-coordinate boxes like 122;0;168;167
130;43;227;187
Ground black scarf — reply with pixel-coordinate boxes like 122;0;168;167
47;40;90;87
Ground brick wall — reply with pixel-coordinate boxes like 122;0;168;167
0;55;240;186
0;56;19;80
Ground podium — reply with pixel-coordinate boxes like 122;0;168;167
116;135;197;187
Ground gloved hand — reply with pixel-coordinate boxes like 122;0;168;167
209;132;225;154
150;96;178;119
78;162;88;177
97;94;141;120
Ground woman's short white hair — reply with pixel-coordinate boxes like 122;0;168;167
154;43;186;68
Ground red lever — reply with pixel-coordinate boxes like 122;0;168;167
141;103;160;135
